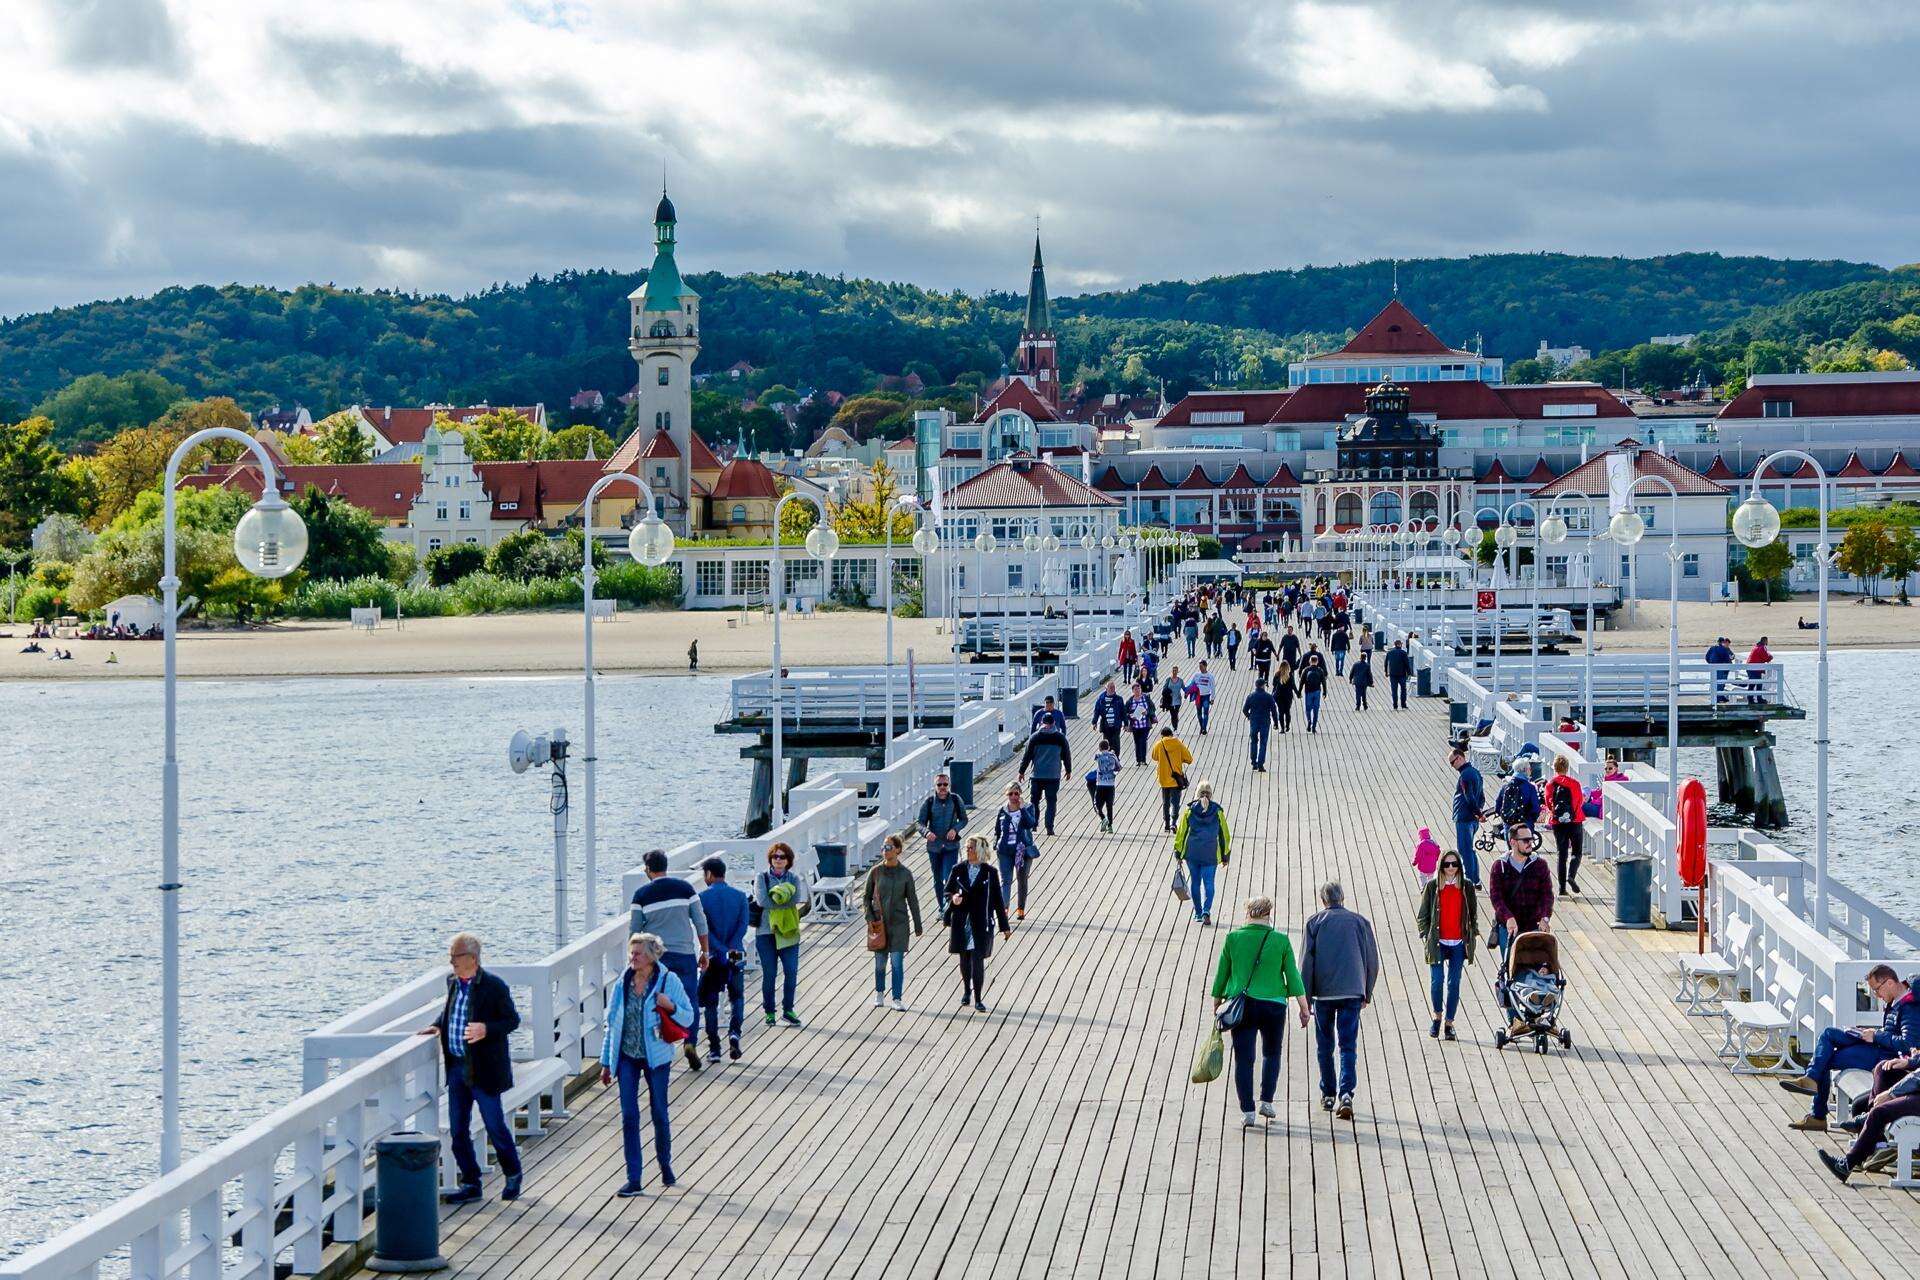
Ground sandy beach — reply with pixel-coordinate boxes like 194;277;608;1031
0;609;958;680
2;595;1914;681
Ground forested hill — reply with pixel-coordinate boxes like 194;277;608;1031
0;252;1887;427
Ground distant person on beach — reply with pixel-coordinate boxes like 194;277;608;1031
697;857;748;1063
688;640;698;672
753;843;806;1027
424;932;525;1203
1211;895;1308;1128
598;931;689;1195
917;773;968;894
947;835;1012;1011
864;834;924;1010
631;849;711;1071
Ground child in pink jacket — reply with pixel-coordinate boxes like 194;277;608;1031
1411;827;1442;882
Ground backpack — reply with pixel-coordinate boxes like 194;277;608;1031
1549;780;1577;826
1497;780;1532;826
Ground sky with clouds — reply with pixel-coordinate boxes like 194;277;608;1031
2;0;1917;318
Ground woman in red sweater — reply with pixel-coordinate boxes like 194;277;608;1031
1415;852;1479;1040
1543;756;1587;896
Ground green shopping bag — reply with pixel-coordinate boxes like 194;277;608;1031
1190;1027;1224;1084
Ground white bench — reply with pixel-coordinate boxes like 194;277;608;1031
1675;917;1747;1016
438;1054;572;1187
591;599;617;621
1836;1068;1876;1124
1719;958;1807;1075
810;876;856;921
1891;1116;1920;1188
349;607;382;631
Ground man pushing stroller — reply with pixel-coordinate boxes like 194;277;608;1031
1487;824;1554;1041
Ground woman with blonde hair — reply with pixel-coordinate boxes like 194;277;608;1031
1174;779;1231;926
946;834;1012;1011
599;932;690;1195
1210;896;1307;1127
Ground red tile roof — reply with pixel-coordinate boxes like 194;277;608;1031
1720;379;1920;419
1221;463;1259;490
1703;455;1747;481
1136;465;1175;490
944;457;1117;509
973;378;1060;424
1533;447;1727;499
181;462;422;519
1270;380;1515;422
709;457;779;500
1885;452;1918;477
1095;466;1129;492
637;430;679;460
1156;390;1293;428
689;433;722;471
1523;457;1558;484
1311;300;1468;359
1479;458;1512;483
1496;385;1634;419
355;405;544;447
1176;464;1214;492
1264;463;1301;489
1837;453;1876;478
472;460;609;520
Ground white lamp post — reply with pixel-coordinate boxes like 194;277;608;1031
579;477;673;933
883;494;923;761
1539;490;1609;736
1501;500;1543;706
771;489;837;825
1735;452;1831;933
1612;475;1681;820
160;427;308;1174
1470;506;1503;705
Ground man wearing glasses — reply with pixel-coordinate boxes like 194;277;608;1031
1784;965;1920;1132
421;933;524;1202
918;773;969;897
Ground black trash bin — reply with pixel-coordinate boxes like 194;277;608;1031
1060;685;1080;719
367;1134;447;1272
1613;857;1653;928
814;842;849;879
947;759;974;807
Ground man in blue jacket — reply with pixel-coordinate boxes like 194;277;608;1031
1705;636;1736;704
1091;679;1127;756
1243;678;1279;771
697;857;750;1063
1450;745;1487;886
1784;966;1920;1129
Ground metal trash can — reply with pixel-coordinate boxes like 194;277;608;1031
1448;701;1468;735
814;842;848;879
1060;685;1080;719
1613;857;1653;929
367;1134;447;1272
1417;667;1432;698
947;759;974;807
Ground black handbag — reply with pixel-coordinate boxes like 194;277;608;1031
1216;930;1272;1031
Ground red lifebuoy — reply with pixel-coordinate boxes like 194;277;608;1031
1677;777;1708;889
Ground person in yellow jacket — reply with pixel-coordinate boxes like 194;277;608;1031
1174;779;1231;925
1150;725;1193;833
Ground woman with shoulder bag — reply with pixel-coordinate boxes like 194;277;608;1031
753;842;807;1027
864;834;923;1010
947;835;1012;1012
1414;851;1478;1040
993;783;1040;921
1210;896;1308;1128
598;932;690;1195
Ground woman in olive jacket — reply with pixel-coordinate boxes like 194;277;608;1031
1414;852;1479;1040
864;834;923;1010
945;835;1012;1013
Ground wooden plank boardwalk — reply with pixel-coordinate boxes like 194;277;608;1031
385;650;1920;1279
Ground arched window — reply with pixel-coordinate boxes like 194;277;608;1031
730;504;747;523
1369;492;1402;525
1410;491;1439;523
1335;493;1362;527
649;319;676;338
1315;494;1327;528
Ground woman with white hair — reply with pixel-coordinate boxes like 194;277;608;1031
1210;896;1308;1128
1174;779;1231;926
599;932;690;1196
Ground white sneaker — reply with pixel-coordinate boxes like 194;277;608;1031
871;992;884;1007
1258;1102;1276;1118
1242;1112;1260;1127
889;997;906;1011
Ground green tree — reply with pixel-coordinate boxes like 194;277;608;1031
292;489;391;581
0;416;78;544
88;424;192;528
426;542;487;584
149;397;252;458
826;393;910;442
33;371;185;449
756;383;801;407
31;512;95;563
1504;357;1555;385
547;423;614;459
313;411;374;463
1836;518;1894;597
485;530;575;580
1742;540;1794;602
831;463;916;541
1884;524;1919;602
460;408;549;461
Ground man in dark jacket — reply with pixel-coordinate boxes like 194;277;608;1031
698;858;751;1062
1279;626;1301;668
1243;678;1279;771
1091;680;1127;755
1018;712;1073;835
1451;746;1487;886
1301;882;1379;1120
918;773;969;893
425;932;524;1202
1784;966;1920;1129
1487;826;1554;991
631;850;711;1070
1384;640;1412;709
1248;630;1276;683
1705;637;1735;704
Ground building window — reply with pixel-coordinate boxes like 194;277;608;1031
428;537;442;552
458;502;471;520
695;560;725;596
729;503;747;523
435;504;448;521
1271;431;1302;452
1636;504;1657;530
784;558;822;596
1006;563;1024;590
657;365;670;385
445;474;459;487
1620;553;1632;578
1190;410;1246;425
1762;399;1793;418
655;411;671;430
1483;427;1513;447
1335;494;1361;526
1541;403;1598;418
655;465;670;485
955;564;966;590
731;560;769;598
1682;553;1700;578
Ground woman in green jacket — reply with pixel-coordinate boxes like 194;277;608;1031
864;834;923;1011
1210;896;1310;1127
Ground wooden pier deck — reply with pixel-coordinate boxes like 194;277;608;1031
386;652;1920;1280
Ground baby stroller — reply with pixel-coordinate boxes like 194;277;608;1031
1492;930;1572;1054
1474;815;1508;859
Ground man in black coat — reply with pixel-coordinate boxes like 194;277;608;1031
1384;640;1413;709
424;932;524;1202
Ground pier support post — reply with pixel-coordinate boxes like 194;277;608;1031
1751;741;1789;829
746;756;775;837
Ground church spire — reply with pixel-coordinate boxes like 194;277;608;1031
1024;233;1051;334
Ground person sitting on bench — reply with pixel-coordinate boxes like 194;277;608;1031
1818;1048;1920;1181
1784;966;1920;1130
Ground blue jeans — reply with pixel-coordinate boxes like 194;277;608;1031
661;950;699;1046
447;1058;520;1185
1249;724;1269;768
1185;634;1197;656
1031;777;1060;834
1196;696;1212;732
1807;1028;1892;1117
929;847;958;899
699;957;744;1045
997;851;1030;911
873;950;905;999
1304;690;1322;731
756;935;799;1014
1429;942;1465;1021
1455;819;1481;884
616;1053;672;1185
1313;998;1363;1099
1188;862;1217;919
1334;650;1347;675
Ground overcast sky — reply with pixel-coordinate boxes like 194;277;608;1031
2;0;1917;317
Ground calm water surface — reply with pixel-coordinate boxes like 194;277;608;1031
1;653;1916;1254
